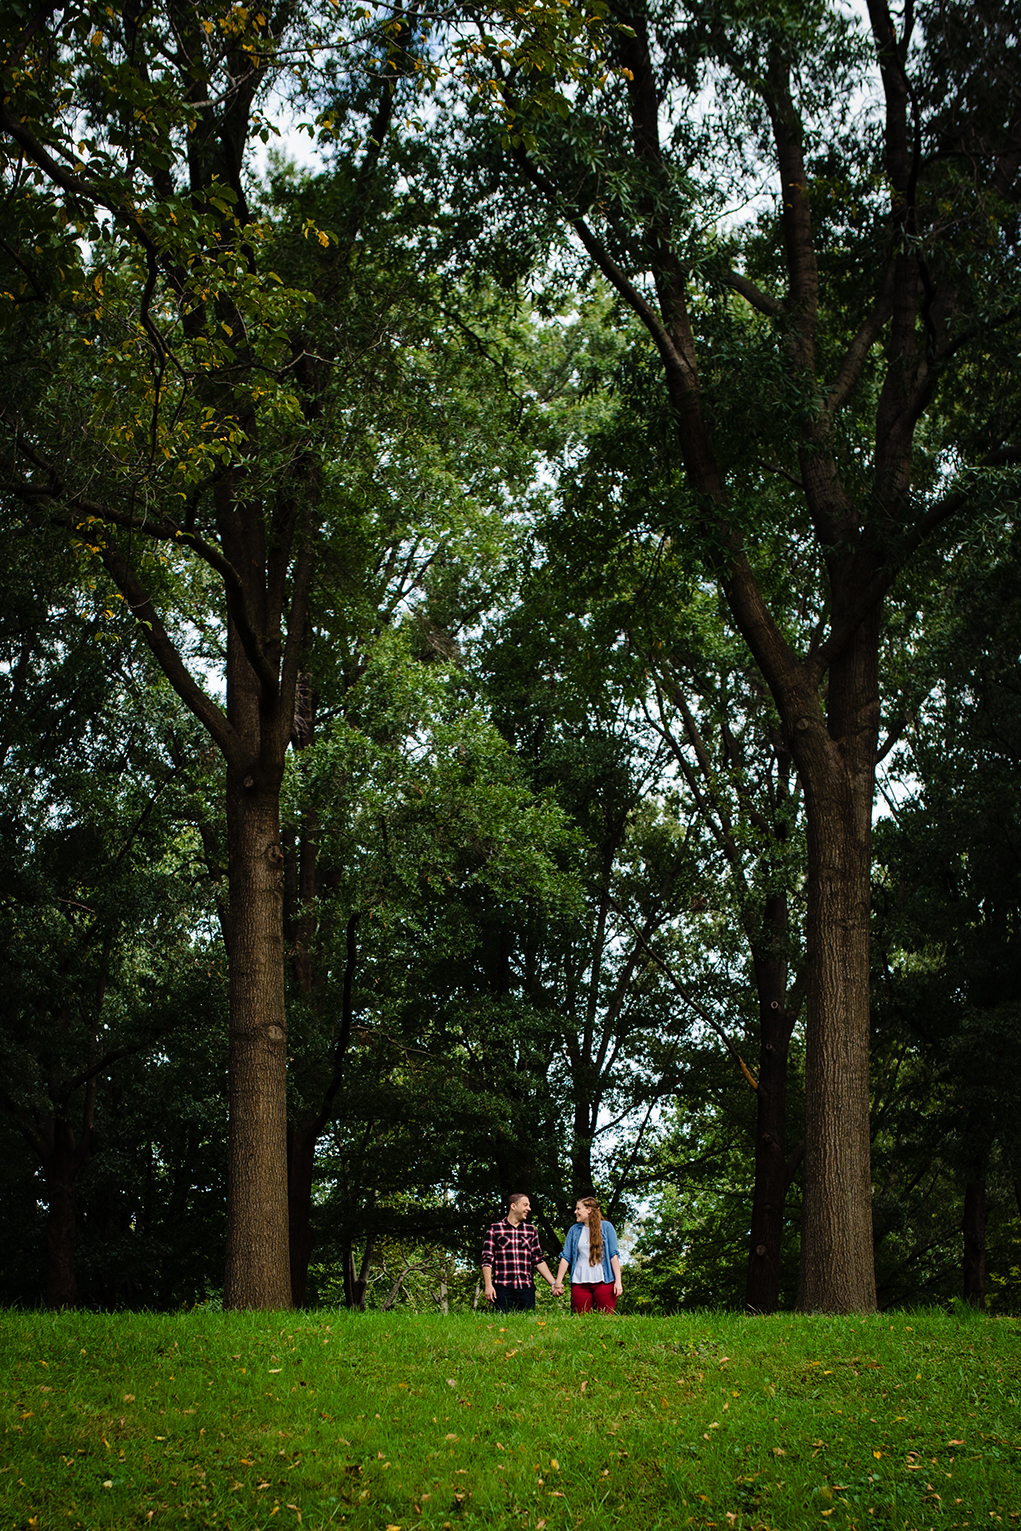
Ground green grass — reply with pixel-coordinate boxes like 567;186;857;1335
2;1306;1019;1530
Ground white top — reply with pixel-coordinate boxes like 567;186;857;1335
571;1226;602;1284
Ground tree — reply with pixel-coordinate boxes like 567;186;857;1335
453;0;1021;1308
522;386;809;1310
0;0;604;1305
279;618;581;1302
0;537;223;1304
871;528;1021;1310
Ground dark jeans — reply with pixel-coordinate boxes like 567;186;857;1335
493;1283;536;1312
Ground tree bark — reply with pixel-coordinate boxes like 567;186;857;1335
287;1122;318;1309
745;919;794;1313
343;1234;375;1309
962;1180;987;1310
222;779;292;1309
571;1097;596;1200
793;617;880;1312
43;1118;80;1310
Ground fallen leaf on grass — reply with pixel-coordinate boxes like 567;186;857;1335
948;1440;965;1446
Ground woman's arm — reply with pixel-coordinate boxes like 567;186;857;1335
611;1253;622;1297
553;1225;577;1295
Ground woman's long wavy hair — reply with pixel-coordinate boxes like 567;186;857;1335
578;1197;603;1267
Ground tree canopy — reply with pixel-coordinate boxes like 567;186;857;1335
2;0;1020;1315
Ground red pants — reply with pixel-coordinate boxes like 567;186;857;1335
570;1281;617;1313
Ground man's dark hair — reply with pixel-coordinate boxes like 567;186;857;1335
508;1191;529;1207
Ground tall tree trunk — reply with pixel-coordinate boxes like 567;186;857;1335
343;1235;375;1309
794;618;879;1313
222;779;292;1309
745;916;794;1313
571;1098;596;1200
962;1180;987;1310
44;1118;79;1310
287;1122;317;1308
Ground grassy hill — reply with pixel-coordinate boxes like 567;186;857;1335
3;1306;1018;1529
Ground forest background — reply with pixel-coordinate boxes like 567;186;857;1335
2;0;1021;1318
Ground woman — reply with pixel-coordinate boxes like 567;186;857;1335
553;1197;623;1313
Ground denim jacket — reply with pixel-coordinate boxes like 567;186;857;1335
560;1219;619;1284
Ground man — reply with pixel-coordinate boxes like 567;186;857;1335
481;1193;557;1312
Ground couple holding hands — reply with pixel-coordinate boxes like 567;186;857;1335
481;1192;623;1314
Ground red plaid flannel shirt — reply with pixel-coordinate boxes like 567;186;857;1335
481;1217;544;1288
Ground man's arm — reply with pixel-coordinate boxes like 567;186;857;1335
535;1259;556;1290
481;1224;498;1303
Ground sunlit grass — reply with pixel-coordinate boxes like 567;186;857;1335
2;1306;1018;1529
